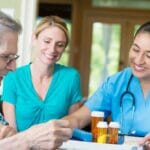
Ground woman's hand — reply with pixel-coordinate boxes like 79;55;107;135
0;124;17;139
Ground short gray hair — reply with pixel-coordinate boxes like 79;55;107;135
0;11;22;46
0;11;21;33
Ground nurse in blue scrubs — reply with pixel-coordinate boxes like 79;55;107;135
65;21;150;137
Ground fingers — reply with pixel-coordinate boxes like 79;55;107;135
0;124;16;139
32;135;67;150
58;127;72;140
30;131;65;150
139;134;150;150
49;120;73;140
141;141;150;150
26;120;72;150
33;142;63;150
49;119;72;128
139;134;150;145
5;127;17;137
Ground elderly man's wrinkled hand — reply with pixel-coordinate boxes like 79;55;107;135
25;119;72;150
0;124;17;139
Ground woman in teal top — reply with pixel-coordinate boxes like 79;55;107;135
2;16;82;131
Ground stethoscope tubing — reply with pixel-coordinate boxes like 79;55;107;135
119;74;136;135
120;74;135;107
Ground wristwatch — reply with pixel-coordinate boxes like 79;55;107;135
0;113;9;125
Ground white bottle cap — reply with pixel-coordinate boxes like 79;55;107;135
109;122;120;128
97;121;108;128
91;111;104;117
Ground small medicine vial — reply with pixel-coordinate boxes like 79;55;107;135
91;111;104;142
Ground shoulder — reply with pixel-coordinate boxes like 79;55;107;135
15;64;29;73
110;67;132;80
106;67;132;85
96;67;132;96
55;64;80;76
4;64;30;79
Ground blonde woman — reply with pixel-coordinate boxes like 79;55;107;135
0;11;72;150
2;16;82;131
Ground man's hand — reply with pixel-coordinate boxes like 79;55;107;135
23;119;72;150
0;124;17;139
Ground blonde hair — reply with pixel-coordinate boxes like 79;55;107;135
34;16;69;46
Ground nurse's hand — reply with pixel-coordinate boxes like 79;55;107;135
24;119;72;150
139;134;150;150
0;124;17;139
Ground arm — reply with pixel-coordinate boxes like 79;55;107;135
0;119;72;150
69;70;83;114
0;124;16;139
3;102;16;129
64;105;91;129
69;101;81;114
0;132;29;150
2;73;17;129
69;98;87;114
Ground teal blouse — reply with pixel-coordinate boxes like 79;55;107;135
2;64;82;131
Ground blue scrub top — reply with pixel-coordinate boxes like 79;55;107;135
85;67;150;137
2;63;82;131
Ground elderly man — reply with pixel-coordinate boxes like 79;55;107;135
0;11;72;150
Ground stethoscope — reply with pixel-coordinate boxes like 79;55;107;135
119;74;136;135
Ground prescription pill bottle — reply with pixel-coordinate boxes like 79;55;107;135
91;111;104;142
97;121;108;143
108;122;120;144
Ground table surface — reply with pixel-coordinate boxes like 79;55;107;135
59;136;144;150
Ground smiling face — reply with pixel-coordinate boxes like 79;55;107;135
129;32;150;81
0;31;18;81
33;26;67;65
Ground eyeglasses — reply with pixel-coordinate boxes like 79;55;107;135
0;54;19;64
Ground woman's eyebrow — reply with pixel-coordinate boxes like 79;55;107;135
133;43;150;52
132;43;140;48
